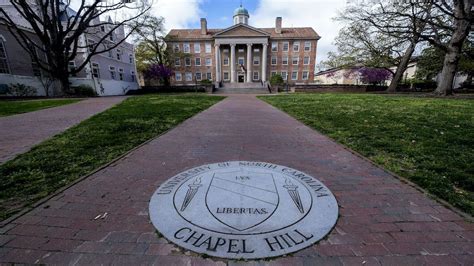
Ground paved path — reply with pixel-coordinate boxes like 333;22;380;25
0;97;127;164
0;95;472;265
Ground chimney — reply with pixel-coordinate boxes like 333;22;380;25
200;18;207;35
275;17;282;34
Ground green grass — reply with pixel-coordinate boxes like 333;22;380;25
0;94;224;220
0;99;81;117
260;93;474;215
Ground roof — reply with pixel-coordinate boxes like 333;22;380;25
167;27;320;40
234;5;249;17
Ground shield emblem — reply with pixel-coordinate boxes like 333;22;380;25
205;171;279;231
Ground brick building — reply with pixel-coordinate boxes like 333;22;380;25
166;5;320;89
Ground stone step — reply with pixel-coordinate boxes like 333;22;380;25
214;88;270;94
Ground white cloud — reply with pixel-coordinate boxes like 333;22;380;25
151;0;204;32
250;0;346;62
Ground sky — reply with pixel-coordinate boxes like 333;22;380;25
151;0;347;62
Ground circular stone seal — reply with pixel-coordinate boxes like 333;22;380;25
149;161;338;259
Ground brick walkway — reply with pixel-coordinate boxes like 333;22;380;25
0;95;472;265
0;97;127;164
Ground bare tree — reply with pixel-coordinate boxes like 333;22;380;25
0;0;151;94
420;0;473;95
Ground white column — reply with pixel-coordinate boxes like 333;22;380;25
246;43;252;82
214;44;220;83
262;43;268;82
230;44;236;83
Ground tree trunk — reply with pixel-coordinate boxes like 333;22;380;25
434;0;472;96
387;41;417;92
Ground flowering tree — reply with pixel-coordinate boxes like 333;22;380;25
355;67;392;85
144;64;173;86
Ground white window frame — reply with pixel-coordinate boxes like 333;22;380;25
131;70;136;82
195;57;201;66
87;39;95;52
282;42;289;52
271;42;278;52
185;57;191;66
223;71;230;81
175;72;182;81
304;41;311;51
185;72;193;81
205;57;212;66
195;72;202;81
303;56;310;65
302;71;309;80
175;58;181;66
183;43;190;53
253;48;260;52
205;43;211;53
206;72;212;80
293;41;300;52
91;62;100;78
271;71;277;77
253;56;260;66
194;43;201;53
116;49;121;61
109;66;116;80
271;56;277;65
282;56;288;65
174;43;180;53
118;68;124;81
292;56;299;65
238;48;244;53
253;71;259;81
223;57;229;66
291;71;298;80
238;57;244;66
281;71;288;80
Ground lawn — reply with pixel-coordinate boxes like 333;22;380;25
0;94;224;220
0;99;81;117
260;93;474;215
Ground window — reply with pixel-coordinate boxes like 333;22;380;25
175;72;182;81
238;57;244;66
30;45;41;76
223;57;229;66
303;56;310;65
223;71;229;81
206;72;212;80
253;48;260;52
205;43;211;53
129;54;133;64
87;39;95;52
108;50;113;58
185;57;191;66
174;43;180;52
271;56;277;65
68;61;76;77
116;49;121;61
253;71;259;81
109;33;114;42
131;71;136;82
100;25;105;32
271;71;277;77
293;41;300;52
223;49;229;53
283;42;289;52
194;43;201;53
195;57;201;66
281;71;288;80
292;56;299;65
238;48;244;53
195;72;202;81
175;58;181;66
205;58;212;66
183;43;190;53
118;68;124;80
282;56;288;65
253;56;260;65
304;41;311;51
271;42;278;52
185;72;192;81
291;71;298;80
302;71;309;80
109;66;116;79
92;63;100;78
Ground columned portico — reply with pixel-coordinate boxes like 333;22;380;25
230;44;236;83
262;43;268;82
214;44;221;84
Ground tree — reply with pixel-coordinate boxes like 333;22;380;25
333;1;432;92
133;15;168;71
419;0;473;95
143;64;173;86
0;0;150;94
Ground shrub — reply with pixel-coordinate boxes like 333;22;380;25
71;85;97;97
270;74;284;86
200;79;212;85
8;83;37;96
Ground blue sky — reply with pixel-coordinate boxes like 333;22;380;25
151;0;347;62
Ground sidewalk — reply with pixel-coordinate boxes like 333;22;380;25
0;95;471;265
0;97;127;164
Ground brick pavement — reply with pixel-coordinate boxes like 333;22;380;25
0;97;127;164
0;95;472;265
